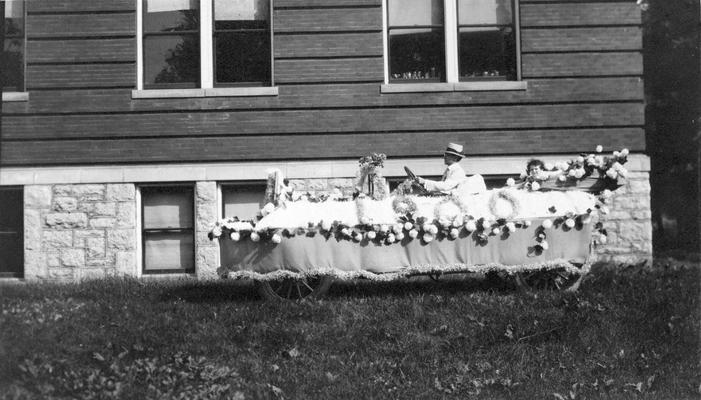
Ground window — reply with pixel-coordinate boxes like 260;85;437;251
221;183;266;220
141;185;195;274
0;188;23;278
386;0;519;85
138;0;272;91
2;0;25;92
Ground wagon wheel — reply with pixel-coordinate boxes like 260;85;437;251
514;267;584;292
256;275;334;301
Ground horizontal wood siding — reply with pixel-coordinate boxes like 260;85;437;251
1;1;645;167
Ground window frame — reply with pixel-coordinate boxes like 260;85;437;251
139;183;196;275
220;180;267;220
382;0;524;92
0;187;24;279
136;0;275;95
2;0;27;99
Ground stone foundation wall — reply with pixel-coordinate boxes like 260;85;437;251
24;184;137;281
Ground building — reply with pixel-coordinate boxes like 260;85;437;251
0;0;651;281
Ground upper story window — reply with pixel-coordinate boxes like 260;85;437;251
139;0;272;90
2;0;25;92
386;0;519;85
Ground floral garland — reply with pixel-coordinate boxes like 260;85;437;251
488;190;521;220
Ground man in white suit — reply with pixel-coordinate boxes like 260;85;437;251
417;143;486;195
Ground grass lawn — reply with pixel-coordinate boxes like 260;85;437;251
0;261;699;399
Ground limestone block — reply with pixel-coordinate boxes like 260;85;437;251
86;237;106;259
25;186;52;209
605;210;631;221
106;184;135;201
287;179;306;190
196;245;220;280
53;197;78;212
305;179;327;191
24;209;42;250
116;202;136;228
48;268;75;281
328;178;354;190
92;202;117;217
53;185;73;197
196;181;217;202
74;229;105;239
72;185;105;201
628;179;651;194
61;249;85;268
108;229;136;250
47;253;61;268
90;217;116;229
43;231;73;249
619;222;652;243
24;250;47;279
76;268;106;281
115;251;136;276
45;213;88;229
86;258;111;268
196;203;217;232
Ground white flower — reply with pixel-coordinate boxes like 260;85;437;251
618;167;627;178
429;225;439;235
598;234;608;245
452;219;462;228
491;227;501;236
544;162;554;171
596;145;603;153
352;232;362;242
519;172;527;179
450;228;459;239
602;189;613;199
556;162;569;171
612;162;623;171
481;219;491;230
620;148;629;156
395;232;405;241
600;206;609;215
565;218;576;228
576;156;585;163
568;169;577;177
409;229;419;239
595;156;604;166
523;220;531;227
438;218;451;228
540;240;549;250
558;174;567;182
341;228;351;237
359;216;370;225
212;227;222;237
530;181;541;191
505;222;516;232
230;232;241;241
404;221;414;231
366;231;376;240
606;169;618;179
250;232;260;242
613;151;620;157
380;224;389;233
386;233;395;244
321;220;332;232
506;177;516;187
393;224;403;234
465;220;477;232
271;233;282;244
574;168;585;179
542;219;553;229
423;233;434;243
422;223;431;232
261;202;276;216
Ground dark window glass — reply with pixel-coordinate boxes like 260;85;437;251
457;0;516;81
213;0;271;86
2;1;24;92
0;188;23;278
141;186;195;274
143;0;200;88
387;0;445;82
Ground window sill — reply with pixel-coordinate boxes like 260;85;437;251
2;92;29;102
380;81;527;94
132;87;279;99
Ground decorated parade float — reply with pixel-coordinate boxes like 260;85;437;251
210;147;630;300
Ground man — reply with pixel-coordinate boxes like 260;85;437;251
417;143;486;195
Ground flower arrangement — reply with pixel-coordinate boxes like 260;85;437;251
355;153;389;200
488;190;521;220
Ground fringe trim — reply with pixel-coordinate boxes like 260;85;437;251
218;259;591;282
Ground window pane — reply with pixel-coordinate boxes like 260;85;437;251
2;39;24;91
389;28;445;81
458;0;512;25
215;0;269;29
143;35;200;87
4;0;23;36
388;0;443;26
144;0;199;32
215;32;270;84
222;184;265;220
458;27;516;80
144;232;194;271
142;187;194;229
0;188;23;277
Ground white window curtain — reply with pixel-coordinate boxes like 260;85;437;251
4;0;22;18
147;0;198;12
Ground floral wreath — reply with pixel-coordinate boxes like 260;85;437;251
488;190;521;220
434;195;468;224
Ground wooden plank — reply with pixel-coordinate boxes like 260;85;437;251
27;38;136;63
274;8;382;32
275;32;383;58
275;58;384;83
522;52;642;77
28;0;135;12
520;3;641;27
2;103;644;140
0;128;645;166
27;14;135;38
1;78;644;114
521;27;642;52
27;64;135;89
275;0;381;7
